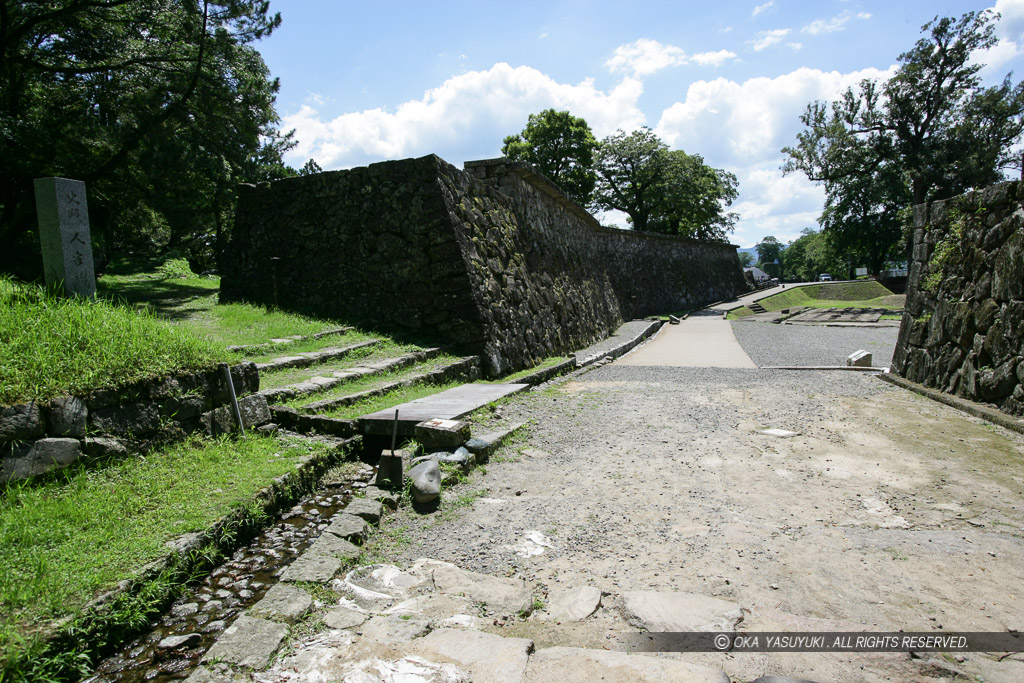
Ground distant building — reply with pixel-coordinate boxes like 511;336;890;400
744;266;770;284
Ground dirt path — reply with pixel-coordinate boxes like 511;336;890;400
372;364;1024;682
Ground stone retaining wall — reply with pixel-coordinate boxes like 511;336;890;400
222;155;746;376
0;363;261;481
893;181;1024;416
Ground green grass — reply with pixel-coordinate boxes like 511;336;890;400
726;281;903;320
0;276;226;405
254;340;427;388
97;257;352;350
281;354;462;409
477;356;570;384
239;329;381;366
321;380;461;419
0;433;334;677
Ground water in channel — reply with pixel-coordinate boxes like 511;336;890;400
87;464;375;682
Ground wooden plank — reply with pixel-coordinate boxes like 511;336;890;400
359;383;528;435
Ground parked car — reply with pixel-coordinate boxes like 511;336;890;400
818;273;832;281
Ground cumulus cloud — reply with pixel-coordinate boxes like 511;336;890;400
605;39;737;76
802;13;852;35
857;12;872;20
977;0;1024;78
282;63;646;169
752;1;775;17
749;28;790;51
655;65;895;246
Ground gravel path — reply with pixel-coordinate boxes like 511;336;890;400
360;329;1024;682
730;320;900;367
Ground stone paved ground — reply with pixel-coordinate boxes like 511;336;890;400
187;322;1024;683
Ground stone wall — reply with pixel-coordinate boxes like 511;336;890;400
893;181;1024;415
0;363;262;481
222;155;746;376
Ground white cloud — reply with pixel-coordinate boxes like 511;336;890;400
752;1;776;17
282;63;647;169
691;49;740;67
655;65;896;245
802;13;852;35
749;28;790;51
857;12;872;20
977;0;1024;78
605;39;737;76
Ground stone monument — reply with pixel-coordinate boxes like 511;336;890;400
34;177;96;298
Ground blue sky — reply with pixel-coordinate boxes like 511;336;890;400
257;0;1024;248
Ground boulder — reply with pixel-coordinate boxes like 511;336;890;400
408;458;441;504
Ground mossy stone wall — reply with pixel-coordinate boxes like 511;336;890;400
894;181;1024;415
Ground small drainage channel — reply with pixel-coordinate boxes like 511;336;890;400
87;464;377;682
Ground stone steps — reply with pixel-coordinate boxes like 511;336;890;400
748;301;767;314
257;347;444;403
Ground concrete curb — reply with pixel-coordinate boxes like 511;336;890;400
254;339;382;372
877;374;1024;436
761;366;890;372
575;320;663;369
510;358;578;386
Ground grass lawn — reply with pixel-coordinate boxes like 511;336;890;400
477;355;571;384
0;434;336;678
321;380;461;420
0;276;226;405
97;257;352;351
726;281;903;320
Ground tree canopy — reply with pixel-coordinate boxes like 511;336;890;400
0;0;293;278
591;127;738;240
782;10;1024;273
501;109;598;206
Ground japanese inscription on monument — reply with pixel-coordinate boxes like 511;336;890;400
34;177;96;298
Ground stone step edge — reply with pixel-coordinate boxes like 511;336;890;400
257;348;444;403
254;339;382;373
575;319;663;369
295;356;481;416
878;373;1024;436
32;434;358;678
226;326;353;355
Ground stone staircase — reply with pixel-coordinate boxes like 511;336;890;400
748;301;767;314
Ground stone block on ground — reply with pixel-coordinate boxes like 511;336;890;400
408;458;441;504
464;421;528;462
202;394;271;436
249;583;312;624
201;614;287;670
541;586;602;622
847;350;873;367
362;485;399;510
83;435;127;458
409;558;533;616
524;646;730;683
414;418;471;450
375;450;404;490
323;605;368;629
358;614;431;643
185;664;248;683
344;496;384;523
280;553;342;583
2;438;81;481
0;402;44;441
325;512;369;543
306;533;360;562
623;591;743;632
409;629;533;683
45;396;87;438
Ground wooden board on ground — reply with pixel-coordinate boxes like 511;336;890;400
359;383;529;436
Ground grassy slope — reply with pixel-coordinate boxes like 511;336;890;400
727;281;901;319
0;276;225;405
0;435;335;675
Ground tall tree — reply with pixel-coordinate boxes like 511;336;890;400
592;127;668;233
755;236;784;277
502;109;598;206
0;0;290;277
782;10;1024;272
649;150;739;241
